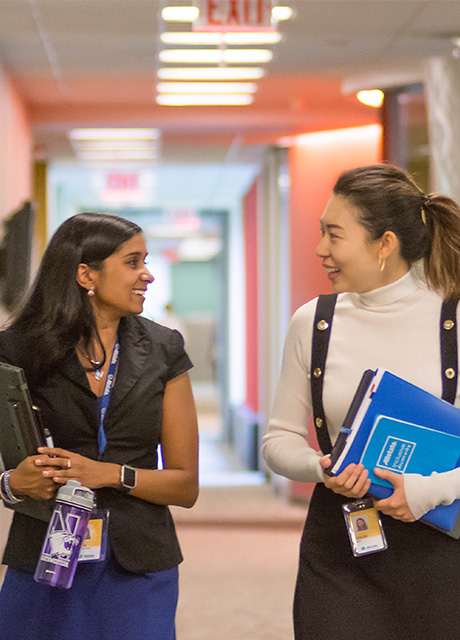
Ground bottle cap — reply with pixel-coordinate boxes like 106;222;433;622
56;479;94;511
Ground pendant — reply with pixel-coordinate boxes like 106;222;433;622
94;369;103;381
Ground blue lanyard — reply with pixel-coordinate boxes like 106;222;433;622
98;337;120;454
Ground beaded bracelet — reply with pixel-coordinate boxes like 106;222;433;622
0;470;24;504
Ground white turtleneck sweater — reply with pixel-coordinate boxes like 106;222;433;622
262;270;460;519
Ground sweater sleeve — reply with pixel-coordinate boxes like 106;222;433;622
403;469;460;520
262;302;324;484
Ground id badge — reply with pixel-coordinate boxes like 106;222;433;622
342;498;387;557
78;509;109;563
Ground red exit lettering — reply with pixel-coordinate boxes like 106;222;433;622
197;0;273;30
107;173;139;190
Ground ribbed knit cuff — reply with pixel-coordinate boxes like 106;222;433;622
403;468;460;520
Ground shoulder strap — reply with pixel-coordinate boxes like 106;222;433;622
310;296;459;455
441;299;459;405
310;293;338;454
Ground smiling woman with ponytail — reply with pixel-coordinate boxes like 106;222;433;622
263;163;460;640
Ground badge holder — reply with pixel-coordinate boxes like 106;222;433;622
342;498;387;557
78;509;110;563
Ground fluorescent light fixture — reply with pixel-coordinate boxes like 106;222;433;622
225;49;272;63
162;6;199;22
161;32;221;45
161;4;292;24
160;50;221;64
158;67;264;80
77;150;158;161
272;6;293;21
160;32;281;45
156;94;254;106
72;140;158;151
159;49;272;64
356;89;384;108
70;128;159;141
224;32;281;45
157;82;257;94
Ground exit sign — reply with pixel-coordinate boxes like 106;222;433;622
194;0;274;32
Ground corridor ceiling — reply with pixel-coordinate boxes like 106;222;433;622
1;0;460;167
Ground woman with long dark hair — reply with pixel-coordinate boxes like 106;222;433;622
263;164;460;640
0;212;198;639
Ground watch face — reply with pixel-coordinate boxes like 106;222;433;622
122;465;136;489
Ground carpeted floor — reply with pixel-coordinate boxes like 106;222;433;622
172;484;307;640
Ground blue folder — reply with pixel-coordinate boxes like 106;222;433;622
326;369;460;537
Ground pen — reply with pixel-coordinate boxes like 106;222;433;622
43;428;55;449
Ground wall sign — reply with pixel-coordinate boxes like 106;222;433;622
194;0;274;32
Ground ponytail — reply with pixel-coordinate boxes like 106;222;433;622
423;194;460;300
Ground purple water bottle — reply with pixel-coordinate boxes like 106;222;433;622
34;480;94;589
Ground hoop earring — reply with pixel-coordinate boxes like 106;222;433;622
87;287;95;297
378;256;386;272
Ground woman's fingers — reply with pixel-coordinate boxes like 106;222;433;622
35;454;70;469
324;463;370;498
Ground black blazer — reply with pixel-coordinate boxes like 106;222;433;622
0;315;193;574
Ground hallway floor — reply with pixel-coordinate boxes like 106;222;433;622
172;421;308;640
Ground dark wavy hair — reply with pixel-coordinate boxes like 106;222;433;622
9;212;142;380
333;164;460;299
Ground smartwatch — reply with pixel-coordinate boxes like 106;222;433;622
120;464;137;493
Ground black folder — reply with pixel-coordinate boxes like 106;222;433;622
0;362;53;521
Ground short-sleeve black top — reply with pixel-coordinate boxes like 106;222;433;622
0;315;193;574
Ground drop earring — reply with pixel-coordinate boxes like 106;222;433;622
378;256;386;272
87;287;95;297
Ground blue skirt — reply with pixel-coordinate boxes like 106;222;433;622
0;547;178;640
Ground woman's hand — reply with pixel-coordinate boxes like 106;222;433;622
320;455;371;498
372;468;416;522
37;447;120;490
8;454;67;501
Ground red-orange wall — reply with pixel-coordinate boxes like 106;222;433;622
0;67;32;586
289;125;383;313
288;124;382;500
1;72;32;218
243;177;259;412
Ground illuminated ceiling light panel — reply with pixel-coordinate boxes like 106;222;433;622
224;32;281;44
160;50;221;64
72;140;158;151
70;128;160;141
156;94;254;106
272;6;293;21
161;4;292;23
78;150;158;161
161;6;199;22
157;82;257;94
159;49;272;64
224;49;272;63
161;32;221;45
158;67;264;80
161;32;281;45
356;89;384;108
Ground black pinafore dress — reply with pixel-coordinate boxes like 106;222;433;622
293;296;460;640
